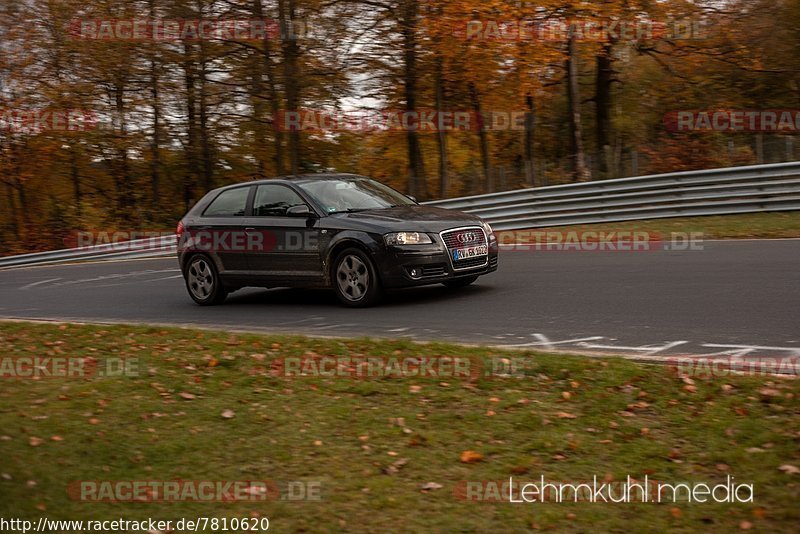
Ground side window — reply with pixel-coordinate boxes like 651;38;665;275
203;187;250;217
253;184;306;217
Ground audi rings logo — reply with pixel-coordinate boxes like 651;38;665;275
457;231;479;244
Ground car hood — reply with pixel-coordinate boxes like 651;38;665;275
327;205;483;233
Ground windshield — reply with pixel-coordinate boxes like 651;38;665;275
298;178;417;214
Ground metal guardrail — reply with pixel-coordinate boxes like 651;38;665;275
425;161;800;230
0;162;798;268
0;235;176;270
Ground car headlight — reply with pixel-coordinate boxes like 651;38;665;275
384;232;433;246
481;221;495;239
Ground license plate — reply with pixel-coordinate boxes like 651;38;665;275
453;245;488;261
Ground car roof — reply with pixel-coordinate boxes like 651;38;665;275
216;173;370;192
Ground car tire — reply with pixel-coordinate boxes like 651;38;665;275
185;254;228;306
443;275;479;289
333;247;382;307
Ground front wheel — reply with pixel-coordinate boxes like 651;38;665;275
185;255;227;305
333;248;382;307
443;275;479;289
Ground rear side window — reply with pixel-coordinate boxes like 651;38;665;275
253;184;306;217
203;187;250;217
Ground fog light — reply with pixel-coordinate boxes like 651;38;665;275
409;268;421;279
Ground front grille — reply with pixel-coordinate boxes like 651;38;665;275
440;227;489;271
454;256;489;270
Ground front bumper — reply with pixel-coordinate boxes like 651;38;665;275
378;239;499;289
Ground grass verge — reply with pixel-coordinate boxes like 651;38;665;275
0;321;798;532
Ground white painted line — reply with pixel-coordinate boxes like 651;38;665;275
502;334;605;349
0;256;175;272
20;278;61;290
146;275;184;282
700;344;800;356
577;340;689;356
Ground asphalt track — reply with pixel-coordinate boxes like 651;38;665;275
0;240;798;360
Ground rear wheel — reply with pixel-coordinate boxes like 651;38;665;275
185;255;227;305
443;275;479;289
333;248;381;307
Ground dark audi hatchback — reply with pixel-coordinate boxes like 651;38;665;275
177;174;498;307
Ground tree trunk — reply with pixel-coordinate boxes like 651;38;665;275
469;82;491;193
595;44;613;179
70;147;81;216
113;83;134;214
4;179;18;240
149;0;162;210
183;40;200;208
279;0;301;174
198;39;214;191
524;92;536;186
434;55;449;198
401;0;428;200
251;0;284;177
567;33;590;182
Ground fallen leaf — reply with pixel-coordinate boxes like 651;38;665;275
556;412;577;419
50;436;63;442
739;520;753;530
562;392;572;400
384;457;409;475
221;409;235;419
28;437;43;447
670;507;682;518
178;392;195;400
759;389;781;401
420;482;443;491
778;464;800;475
459;450;483;464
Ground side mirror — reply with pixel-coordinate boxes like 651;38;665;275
287;205;316;217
